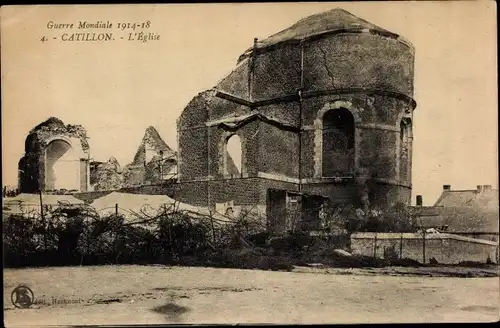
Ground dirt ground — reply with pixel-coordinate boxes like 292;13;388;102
4;265;499;325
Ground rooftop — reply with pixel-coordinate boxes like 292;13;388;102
413;206;499;233
259;8;390;47
434;185;498;209
238;8;406;62
413;184;499;234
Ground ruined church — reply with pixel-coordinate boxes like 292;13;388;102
17;8;416;233
174;8;415;230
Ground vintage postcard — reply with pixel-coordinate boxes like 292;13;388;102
2;2;498;326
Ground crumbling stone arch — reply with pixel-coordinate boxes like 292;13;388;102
313;100;362;178
43;135;89;192
45;138;77;191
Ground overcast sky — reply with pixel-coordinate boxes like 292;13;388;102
1;2;497;205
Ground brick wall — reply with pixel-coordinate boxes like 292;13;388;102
174;177;300;208
217;60;251;100
251;45;302;101
258;123;299;178
208;96;249;122
302;180;358;205
172;180;209;207
368;182;411;209
358;129;397;180
208;178;261;206
302;34;414;97
178;127;208;181
176;22;415;210
259;102;300;127
177;92;210;129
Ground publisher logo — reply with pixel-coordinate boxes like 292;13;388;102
11;285;34;309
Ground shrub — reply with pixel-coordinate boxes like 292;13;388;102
319;201;417;234
2;199;421;270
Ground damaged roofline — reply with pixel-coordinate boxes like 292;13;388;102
212;57;251;89
237;28;415;64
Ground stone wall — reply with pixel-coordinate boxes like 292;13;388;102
453;233;499;243
19;117;90;193
351;232;499;264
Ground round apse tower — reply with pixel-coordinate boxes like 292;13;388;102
239;8;416;208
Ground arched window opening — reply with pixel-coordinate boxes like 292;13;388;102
226;134;242;176
400;121;408;152
45;139;78;191
322;108;355;177
400;118;411;181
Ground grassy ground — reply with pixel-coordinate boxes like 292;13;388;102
4;265;499;325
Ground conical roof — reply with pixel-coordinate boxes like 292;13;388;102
238;8;395;63
258;8;390;48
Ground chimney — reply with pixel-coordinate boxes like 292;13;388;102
477;185;483;193
483;185;492;192
443;185;451;191
416;195;423;206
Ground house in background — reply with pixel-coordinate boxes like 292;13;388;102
434;184;498;209
414;184;499;242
